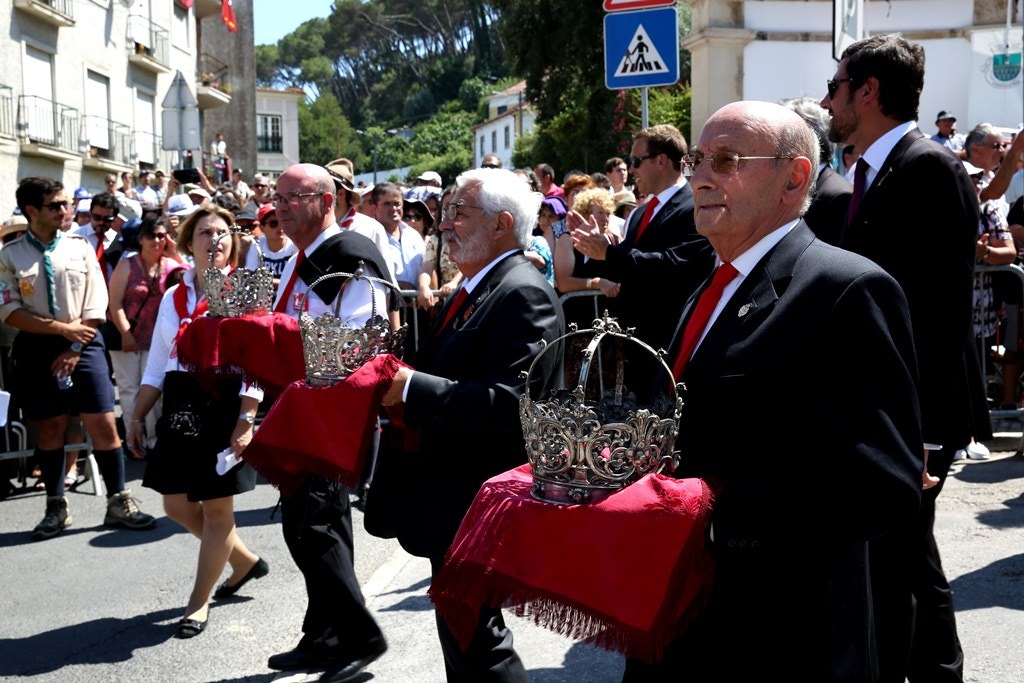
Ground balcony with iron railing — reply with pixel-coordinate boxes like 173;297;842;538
133;130;163;166
81;115;133;171
257;135;283;154
127;14;170;73
196;54;232;109
13;0;74;27
0;85;15;139
18;95;80;160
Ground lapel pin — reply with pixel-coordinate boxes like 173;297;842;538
737;303;752;317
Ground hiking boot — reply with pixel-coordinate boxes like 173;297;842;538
104;490;156;529
33;495;72;540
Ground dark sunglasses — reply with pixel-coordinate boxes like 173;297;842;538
43;200;69;211
145;232;168;240
481;163;500;169
91;213;116;223
403;213;424;222
252;184;268;188
629;154;657;168
826;77;853;98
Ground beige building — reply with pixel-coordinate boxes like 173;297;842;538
0;0;251;219
683;0;1022;142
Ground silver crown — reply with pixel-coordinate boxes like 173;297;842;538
299;264;407;387
202;231;275;317
519;313;682;505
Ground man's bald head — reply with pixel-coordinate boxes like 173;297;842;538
275;163;337;250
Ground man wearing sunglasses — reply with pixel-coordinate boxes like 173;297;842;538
821;33;982;683
1;177;155;540
74;192;123;283
569;124;714;351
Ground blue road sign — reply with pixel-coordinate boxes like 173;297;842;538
604;7;679;90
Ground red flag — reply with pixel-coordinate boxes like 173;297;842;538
221;0;237;32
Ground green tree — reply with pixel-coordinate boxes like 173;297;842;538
297;94;361;166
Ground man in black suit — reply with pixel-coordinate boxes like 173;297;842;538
266;163;395;683
382;168;564;682
623;101;922;682
822;33;983;683
782;96;852;244
570;124;713;351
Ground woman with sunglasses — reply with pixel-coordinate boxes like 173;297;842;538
107;215;179;454
126;205;267;639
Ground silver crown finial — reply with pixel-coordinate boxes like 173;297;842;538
202;231;275;317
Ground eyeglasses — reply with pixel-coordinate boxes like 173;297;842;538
826;77;854;98
441;200;485;222
686;151;796;175
629;154;657;168
403;213;424;222
481;163;500;169
146;232;168;240
45;201;69;212
91;213;116;223
271;191;323;205
252;184;268;189
986;141;1007;150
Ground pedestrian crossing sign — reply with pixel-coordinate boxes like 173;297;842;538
604;7;679;90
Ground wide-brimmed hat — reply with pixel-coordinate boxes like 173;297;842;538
116;196;142;221
0;213;28;240
325;158;361;204
403;198;434;230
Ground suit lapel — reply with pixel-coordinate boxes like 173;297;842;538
422;252;523;347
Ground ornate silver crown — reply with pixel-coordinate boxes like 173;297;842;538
520;313;682;505
299;264;407;387
203;231;275;317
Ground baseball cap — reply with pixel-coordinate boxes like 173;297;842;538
73;187;92;201
154;168;166;176
936;110;957;123
258;203;277;223
415;171;442;186
166;194;198;217
235;206;259;222
962;159;985;177
76;198;92;214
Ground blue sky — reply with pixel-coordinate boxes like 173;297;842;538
253;0;336;46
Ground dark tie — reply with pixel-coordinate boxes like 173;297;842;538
436;287;468;334
846;158;869;223
633;196;660;242
274;250;305;314
95;234;108;284
671;263;740;379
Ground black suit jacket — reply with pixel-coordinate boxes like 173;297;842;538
392;253;565;560
803;165;852;245
839;128;983;447
667;223;922;681
297;230;401;311
592;184;714;350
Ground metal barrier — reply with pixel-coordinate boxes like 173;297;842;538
976;263;1024;455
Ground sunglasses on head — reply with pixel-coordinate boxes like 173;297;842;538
91;213;116;223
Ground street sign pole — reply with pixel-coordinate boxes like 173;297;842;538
642;87;649;129
161;70;201;170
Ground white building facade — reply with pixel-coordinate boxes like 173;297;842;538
472;81;536;170
254;87;302;180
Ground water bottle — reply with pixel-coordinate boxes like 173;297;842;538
56;370;73;391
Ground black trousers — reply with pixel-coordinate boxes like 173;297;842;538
280;476;382;654
429;556;528;683
907;445;964;682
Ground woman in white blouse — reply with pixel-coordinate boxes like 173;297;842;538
126;205;267;639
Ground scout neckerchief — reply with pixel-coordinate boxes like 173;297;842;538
23;228;61;317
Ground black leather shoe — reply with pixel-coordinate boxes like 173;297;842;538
267;646;338;672
318;638;387;682
175;617;207;639
214;557;269;599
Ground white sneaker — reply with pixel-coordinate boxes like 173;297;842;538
965;442;991;460
953;449;967;462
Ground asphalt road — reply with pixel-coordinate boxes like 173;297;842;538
1;435;1022;683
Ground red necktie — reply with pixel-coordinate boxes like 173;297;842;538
846;158;869;223
436;287;468;334
95;234;108;284
274;250;306;314
671;263;739;379
633;196;660;242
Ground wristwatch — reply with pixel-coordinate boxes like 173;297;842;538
70;342;84;353
238;413;256;425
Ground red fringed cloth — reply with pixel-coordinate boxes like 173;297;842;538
429;464;715;663
177;313;305;396
242;354;406;496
